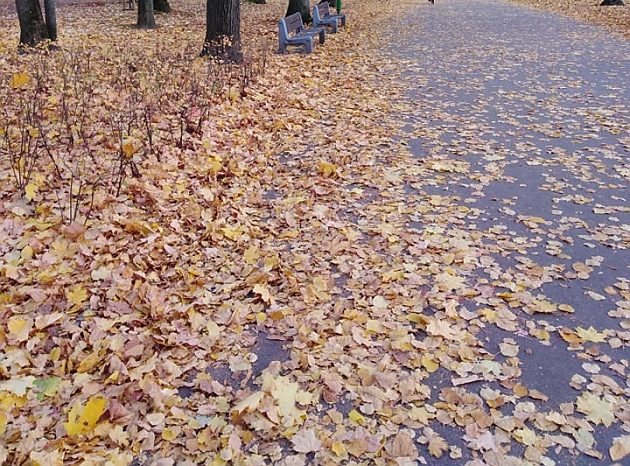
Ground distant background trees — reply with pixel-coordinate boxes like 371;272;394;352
13;0;324;61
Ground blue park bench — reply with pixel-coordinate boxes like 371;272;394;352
312;2;347;33
278;13;326;54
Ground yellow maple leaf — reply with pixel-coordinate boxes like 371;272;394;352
253;283;274;304
576;392;614;427
221;225;244;241
243;245;260;265
575;326;606;343
317;160;337;178
271;376;302;424
421;356;439;373
11;72;30;89
7;316;32;342
77;351;103;373
24;183;38;201
122;141;135;158
428;434;448;458
331;441;346;456
64;396;108;436
66;285;88;309
232;391;264;415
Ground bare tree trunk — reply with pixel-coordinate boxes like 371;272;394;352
15;0;49;46
137;0;156;29
286;0;311;24
43;0;57;41
201;0;242;63
154;0;171;13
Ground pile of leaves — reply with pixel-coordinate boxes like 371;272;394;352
1;0;629;465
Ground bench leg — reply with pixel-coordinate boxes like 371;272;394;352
306;39;314;53
319;30;325;44
278;39;287;54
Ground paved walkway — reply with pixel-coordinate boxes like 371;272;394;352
387;1;629;464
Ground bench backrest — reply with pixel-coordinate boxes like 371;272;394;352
316;3;331;18
283;12;304;34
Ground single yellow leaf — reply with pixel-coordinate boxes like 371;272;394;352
428;435;448;458
24;183;37;201
271;376;302;423
66;285;88;308
575;326;606;343
253;283;274;304
122;142;135;158
576;392;614;427
331;441;346;456
421;356;439;373
317;160;337;178
77;351;102;373
7;316;32;342
20;245;33;261
64;396;108;436
348;409;366;425
221;225;244;241
206;320;221;338
11;72;30;89
162;427;177;441
243;245;259;265
232;391;264;415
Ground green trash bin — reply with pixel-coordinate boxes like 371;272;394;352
336;0;342;12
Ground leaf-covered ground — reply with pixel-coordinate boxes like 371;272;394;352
1;0;629;465
510;0;630;38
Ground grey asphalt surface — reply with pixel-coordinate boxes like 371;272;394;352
389;0;629;464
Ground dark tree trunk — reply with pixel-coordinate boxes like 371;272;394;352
15;0;49;46
43;0;57;41
137;0;156;29
154;0;171;13
286;0;311;24
201;0;242;63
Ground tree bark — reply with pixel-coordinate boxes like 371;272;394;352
154;0;171;13
43;0;57;41
15;0;49;46
201;0;242;63
286;0;311;24
137;0;156;29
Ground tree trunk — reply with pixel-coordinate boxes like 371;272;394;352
137;0;156;29
154;0;171;13
201;0;242;63
15;0;49;46
43;0;57;41
286;0;311;24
